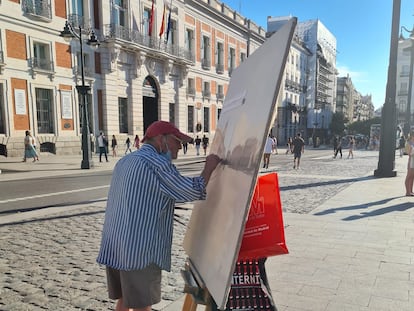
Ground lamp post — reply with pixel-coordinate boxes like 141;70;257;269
399;25;414;137
60;21;99;169
374;0;400;177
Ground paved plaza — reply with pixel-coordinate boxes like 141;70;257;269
0;148;413;310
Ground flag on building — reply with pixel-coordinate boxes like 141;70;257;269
149;0;154;36
165;4;172;42
159;4;166;37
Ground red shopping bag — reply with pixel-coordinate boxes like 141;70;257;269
238;173;288;260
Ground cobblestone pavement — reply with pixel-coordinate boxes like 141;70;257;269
0;150;383;310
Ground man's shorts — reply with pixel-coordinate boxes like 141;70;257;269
106;264;161;308
294;152;302;159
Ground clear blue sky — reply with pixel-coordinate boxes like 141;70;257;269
221;0;414;110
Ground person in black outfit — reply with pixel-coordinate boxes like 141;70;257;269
333;136;342;159
202;135;209;155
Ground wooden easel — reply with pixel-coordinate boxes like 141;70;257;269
181;262;219;311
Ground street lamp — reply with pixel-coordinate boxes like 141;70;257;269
60;21;100;169
312;107;319;148
399;25;414;137
374;0;399;177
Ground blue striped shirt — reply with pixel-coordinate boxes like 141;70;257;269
97;144;206;271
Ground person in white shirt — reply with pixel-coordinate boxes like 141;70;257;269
263;134;274;169
97;132;109;162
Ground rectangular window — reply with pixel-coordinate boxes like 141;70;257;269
185;29;194;54
201;35;210;69
143;8;151;35
166;20;176;45
228;47;235;73
169;102;175;124
217;84;224;100
187;78;195;96
0;83;5;134
203;107;210;132
240;52;246;63
187;105;194;133
23;0;52;19
33;42;52;71
113;0;127;27
203;81;210;98
71;0;85;27
218;108;222;120
36;88;54;134
118;97;128;133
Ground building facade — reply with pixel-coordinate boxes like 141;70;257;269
0;0;265;157
268;17;337;145
395;36;413;133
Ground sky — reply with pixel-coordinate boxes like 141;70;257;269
220;0;414;110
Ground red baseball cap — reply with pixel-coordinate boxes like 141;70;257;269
142;121;192;143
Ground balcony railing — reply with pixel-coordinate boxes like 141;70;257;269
398;89;409;96
68;14;88;29
22;0;52;20
103;24;194;63
187;87;196;96
201;58;211;70
203;90;211;98
29;57;54;72
74;65;94;78
216;63;224;74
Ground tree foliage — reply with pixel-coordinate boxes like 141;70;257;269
347;117;382;136
329;112;348;136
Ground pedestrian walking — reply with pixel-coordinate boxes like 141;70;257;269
271;135;278;154
194;135;202;156
202;134;209;155
111;135;118;158
98;132;109;162
405;132;414;196
32;133;40;161
399;134;406;157
286;137;293;154
96;120;221;311
292;132;305;169
263;134;273;169
333;136;343;159
134;134;140;150
347;136;355;159
333;136;338;157
125;137;132;154
182;141;188;154
22;130;38;163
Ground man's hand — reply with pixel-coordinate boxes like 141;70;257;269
201;154;222;185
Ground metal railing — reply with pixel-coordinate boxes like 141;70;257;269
103;24;194;62
22;0;52;19
187;87;196;96
29;57;54;72
201;58;211;70
216;63;224;74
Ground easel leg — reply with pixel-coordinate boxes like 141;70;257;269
182;293;219;311
182;293;198;311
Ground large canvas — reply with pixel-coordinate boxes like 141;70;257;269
183;18;297;309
